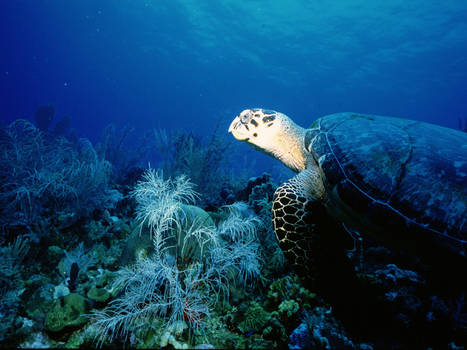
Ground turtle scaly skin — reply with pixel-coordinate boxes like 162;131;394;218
229;108;467;347
272;169;323;268
229;109;467;267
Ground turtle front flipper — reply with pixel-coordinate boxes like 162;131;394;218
273;168;326;275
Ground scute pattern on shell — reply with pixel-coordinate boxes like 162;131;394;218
310;113;467;256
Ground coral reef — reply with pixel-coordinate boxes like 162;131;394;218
45;293;89;333
237;301;271;334
290;307;357;349
0;119;113;234
0;236;30;342
153;125;250;208
0;114;464;349
89;169;262;347
97;123;155;185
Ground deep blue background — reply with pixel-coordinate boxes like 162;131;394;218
1;0;466;174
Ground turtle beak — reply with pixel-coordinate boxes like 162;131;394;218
228;110;252;141
228;117;239;134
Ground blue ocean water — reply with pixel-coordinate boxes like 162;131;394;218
1;1;466;348
2;1;467;146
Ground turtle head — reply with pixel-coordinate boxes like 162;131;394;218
228;108;282;144
229;108;308;172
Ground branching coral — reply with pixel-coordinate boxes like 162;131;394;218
0;120;112;230
97;123;154;184
0;236;30;342
131;168;198;241
153;124;243;207
60;242;96;283
90;168;262;347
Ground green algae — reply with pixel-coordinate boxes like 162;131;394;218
45;293;88;333
237;301;271;334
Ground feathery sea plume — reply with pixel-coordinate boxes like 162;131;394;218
90;168;262;347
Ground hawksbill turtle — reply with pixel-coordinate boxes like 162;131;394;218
229;109;467;270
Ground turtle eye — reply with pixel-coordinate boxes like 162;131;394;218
240;112;251;124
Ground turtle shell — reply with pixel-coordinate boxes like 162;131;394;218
307;113;467;257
